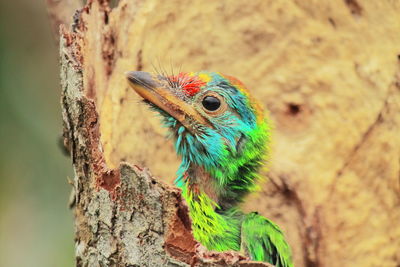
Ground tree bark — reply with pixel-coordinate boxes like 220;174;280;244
56;0;400;267
46;0;83;40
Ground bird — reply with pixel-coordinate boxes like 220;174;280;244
126;70;293;267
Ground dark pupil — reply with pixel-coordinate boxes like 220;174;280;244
202;96;221;111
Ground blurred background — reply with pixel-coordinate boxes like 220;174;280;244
0;0;74;266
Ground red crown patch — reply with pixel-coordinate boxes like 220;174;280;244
169;73;205;96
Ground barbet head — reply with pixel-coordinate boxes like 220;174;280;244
127;71;269;204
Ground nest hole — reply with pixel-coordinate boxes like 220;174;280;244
287;103;301;116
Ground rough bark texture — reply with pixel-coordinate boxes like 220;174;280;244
58;0;400;267
46;0;83;39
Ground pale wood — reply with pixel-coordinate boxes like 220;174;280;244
55;0;400;266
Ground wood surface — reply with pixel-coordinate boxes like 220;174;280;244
56;0;400;266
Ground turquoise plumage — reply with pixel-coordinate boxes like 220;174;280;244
126;70;293;266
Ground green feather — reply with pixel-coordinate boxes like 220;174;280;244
241;212;293;267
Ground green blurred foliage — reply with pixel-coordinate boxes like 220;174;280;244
0;0;74;266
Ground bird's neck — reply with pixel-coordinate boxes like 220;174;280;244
178;166;243;251
173;122;269;250
181;164;219;202
174;122;269;209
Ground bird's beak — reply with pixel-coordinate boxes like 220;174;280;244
126;71;211;131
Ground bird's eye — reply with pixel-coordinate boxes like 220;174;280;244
202;96;221;111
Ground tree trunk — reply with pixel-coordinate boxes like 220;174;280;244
55;0;400;266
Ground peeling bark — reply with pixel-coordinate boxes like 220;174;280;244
46;0;83;41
